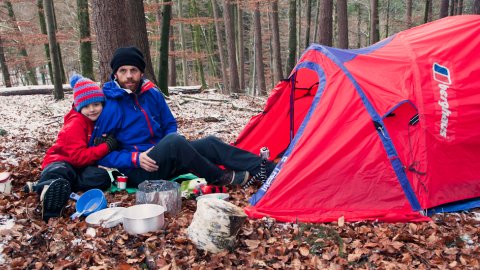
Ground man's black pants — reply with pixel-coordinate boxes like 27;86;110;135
127;133;275;187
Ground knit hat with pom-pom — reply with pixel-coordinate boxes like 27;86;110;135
70;74;105;111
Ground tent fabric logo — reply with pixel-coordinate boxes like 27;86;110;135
433;62;452;85
433;62;452;139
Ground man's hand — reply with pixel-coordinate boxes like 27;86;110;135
139;148;158;172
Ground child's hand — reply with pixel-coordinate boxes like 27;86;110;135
94;134;118;152
104;135;118;152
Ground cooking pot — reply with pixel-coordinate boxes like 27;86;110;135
136;180;181;216
122;204;165;235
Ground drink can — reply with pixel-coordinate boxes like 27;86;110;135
117;176;128;190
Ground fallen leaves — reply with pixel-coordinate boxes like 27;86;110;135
1;93;480;268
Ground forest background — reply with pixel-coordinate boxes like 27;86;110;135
1;1;480;268
1;0;480;97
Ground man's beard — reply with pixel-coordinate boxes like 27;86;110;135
119;79;140;91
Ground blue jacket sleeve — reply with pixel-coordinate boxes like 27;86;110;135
153;89;177;136
97;150;140;169
89;100;122;146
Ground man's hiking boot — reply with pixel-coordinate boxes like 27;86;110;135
217;170;250;186
40;179;71;222
242;170;267;189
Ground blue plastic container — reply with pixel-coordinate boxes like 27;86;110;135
70;189;107;219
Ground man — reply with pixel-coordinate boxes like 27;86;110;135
91;46;274;188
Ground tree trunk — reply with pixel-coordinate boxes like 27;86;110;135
168;25;177;87
336;0;348;49
177;0;188;85
450;0;455;16
313;0;321;43
304;0;312;48
424;0;432;23
236;3;245;91
369;0;379;44
270;0;283;82
406;0;413;29
6;1;38;85
200;24;217;86
385;0;390;37
285;0;297;76
190;0;207;89
0;36;12;87
297;0;302;58
76;0;94;80
318;0;333;46
37;0;53;83
127;0;156;84
211;0;228;93
356;3;362;48
52;6;67;83
222;0;240;93
475;0;480;14
253;2;266;96
91;0;155;84
43;0;63;99
457;0;463;14
440;0;449;18
158;0;172;94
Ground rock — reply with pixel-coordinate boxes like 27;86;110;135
187;198;247;253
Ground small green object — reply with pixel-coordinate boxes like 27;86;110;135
0;128;7;136
109;184;137;194
169;173;198;182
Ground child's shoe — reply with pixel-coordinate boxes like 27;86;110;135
23;181;38;193
40;179;71;222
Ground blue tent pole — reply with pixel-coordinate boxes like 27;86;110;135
289;73;296;142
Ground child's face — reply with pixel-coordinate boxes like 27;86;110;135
80;102;103;121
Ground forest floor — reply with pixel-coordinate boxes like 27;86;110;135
0;91;479;269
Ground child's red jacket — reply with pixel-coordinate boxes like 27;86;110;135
42;107;109;169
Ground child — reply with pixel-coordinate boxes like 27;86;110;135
24;74;118;221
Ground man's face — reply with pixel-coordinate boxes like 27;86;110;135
114;65;143;91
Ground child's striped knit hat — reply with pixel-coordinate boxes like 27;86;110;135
70;74;105;111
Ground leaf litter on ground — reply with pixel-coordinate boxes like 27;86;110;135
0;92;479;269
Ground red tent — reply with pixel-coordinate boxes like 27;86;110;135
235;15;480;223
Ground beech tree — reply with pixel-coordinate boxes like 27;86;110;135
158;0;172;94
91;0;156;84
270;0;283;83
406;0;413;28
440;0;449;18
222;0;240;93
76;0;94;80
337;0;348;49
370;0;380;44
318;0;333;46
253;1;266;95
0;36;12;87
285;0;296;76
424;0;433;23
211;0;228;92
43;0;63;99
37;0;53;83
6;1;38;85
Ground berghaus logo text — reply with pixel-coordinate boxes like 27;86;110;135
432;63;452;138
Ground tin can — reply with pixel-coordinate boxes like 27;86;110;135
117;176;128;190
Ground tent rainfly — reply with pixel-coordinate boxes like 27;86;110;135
235;15;480;223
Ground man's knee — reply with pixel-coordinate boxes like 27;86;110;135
161;133;187;145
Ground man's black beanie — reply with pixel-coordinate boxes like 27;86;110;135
110;46;146;75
